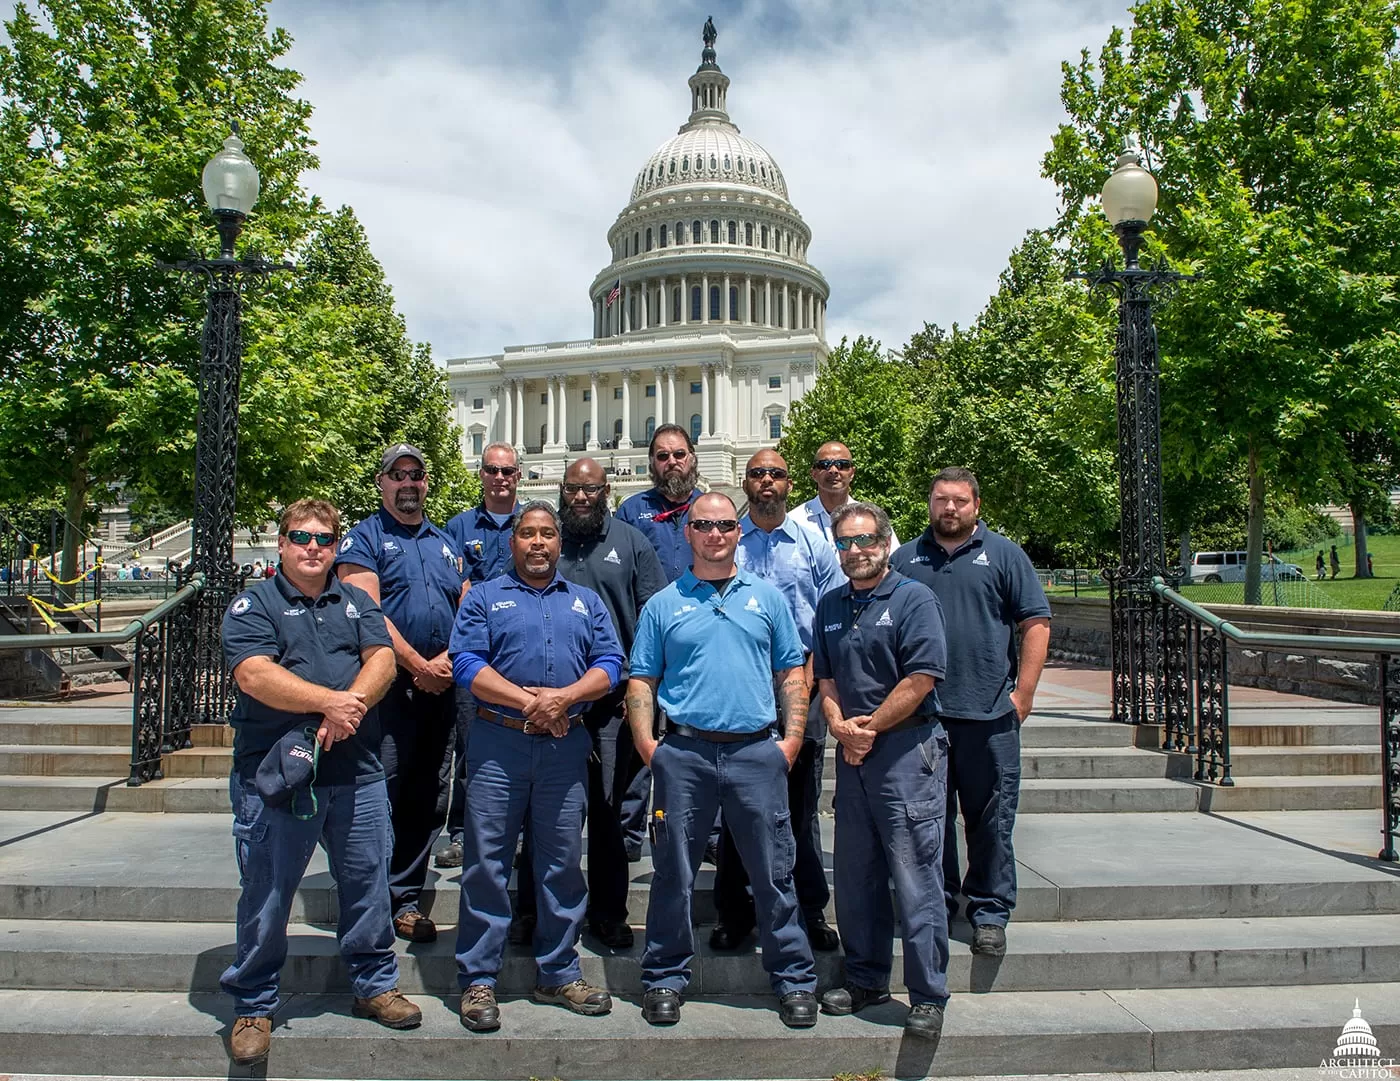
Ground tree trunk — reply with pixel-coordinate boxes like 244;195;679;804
58;465;88;608
1178;527;1191;579
1244;439;1265;606
1350;499;1371;578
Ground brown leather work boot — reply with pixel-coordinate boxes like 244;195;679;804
229;1016;271;1065
352;988;423;1029
460;983;501;1031
393;909;437;942
533;978;613;1016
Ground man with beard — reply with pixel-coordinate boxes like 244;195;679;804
617;424;703;584
437;443;523;870
712;450;842;954
890;467;1050;958
336;444;468;944
815;501;950;1041
627;493;819;1030
790;441;899;554
449;501;624;1032
510;458;666;949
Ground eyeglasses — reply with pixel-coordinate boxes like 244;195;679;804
746;467;789;480
814;458;855;471
384;468;426;482
285;529;337;547
653;449;689;462
481;464;520;477
562;483;607;496
690;519;739;534
834;533;882;551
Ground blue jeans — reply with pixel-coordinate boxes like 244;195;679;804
834;722;950;1006
643;732;816;998
943;711;1021;927
455;719;590;988
220;775;398;1016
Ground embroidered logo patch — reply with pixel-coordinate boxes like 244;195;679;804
973;551;990;566
604;548;621;565
824;622;843;632
339;537;353;553
572;596;589;615
345;602;359;620
491;600;517;612
744;596;761;612
674;603;697;616
441;543;454;561
230;596;252;616
875;608;894;627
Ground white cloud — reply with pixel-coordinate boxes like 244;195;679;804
274;0;1129;359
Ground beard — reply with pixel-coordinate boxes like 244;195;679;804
393;488;423;515
651;459;699;503
560;498;607;537
933;512;976;541
748;494;786;518
842;547;889;582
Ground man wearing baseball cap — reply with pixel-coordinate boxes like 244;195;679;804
336;443;469;943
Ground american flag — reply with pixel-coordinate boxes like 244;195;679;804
605;279;621;307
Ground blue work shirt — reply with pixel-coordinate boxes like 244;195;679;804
222;572;392;787
449;570;624;719
558;514;667;663
630;569;806;733
616;486;703;583
812;569;946;721
735;514;842;653
334;508;465;660
891;523;1051;721
445;502;519;583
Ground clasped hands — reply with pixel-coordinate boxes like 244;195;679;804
829;713;878;766
519;687;574;738
316;689;368;750
410;652;454;694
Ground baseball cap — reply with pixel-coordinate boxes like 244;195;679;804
380;443;426;474
255;726;321;819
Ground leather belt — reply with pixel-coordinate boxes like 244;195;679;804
477;708;581;735
668;723;772;744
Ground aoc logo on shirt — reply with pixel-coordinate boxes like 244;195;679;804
875;608;894;627
744;596;762;613
339;536;354;553
441;543;454;562
909;555;931;564
824;621;843;633
229;596;252;616
345;602;360;620
604;548;621;565
673;603;697;616
571;596;589;615
283;608;305;617
973;551;990;566
491;600;517;613
382;540;399;553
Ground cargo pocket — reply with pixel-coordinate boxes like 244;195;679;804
996;766;1022;838
896;798;944;867
231;817;271;885
771;810;796;882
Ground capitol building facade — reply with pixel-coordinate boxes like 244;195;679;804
444;26;829;495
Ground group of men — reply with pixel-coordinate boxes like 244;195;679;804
218;428;1050;1065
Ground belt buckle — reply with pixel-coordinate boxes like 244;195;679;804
522;716;534;735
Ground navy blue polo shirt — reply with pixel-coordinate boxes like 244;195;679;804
449;570;624;719
222;572;392;786
630;569;806;733
334;508;465;659
812;570;947;721
616;486;703;583
891;523;1051;721
558;515;667;662
445;502;519;583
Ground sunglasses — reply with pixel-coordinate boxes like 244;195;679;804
746;467;789;480
653;449;689;462
562;483;607;496
285;529;337;547
690;519;739;534
814;458;855;471
481;464;520;477
834;533;882;551
384;468;426;482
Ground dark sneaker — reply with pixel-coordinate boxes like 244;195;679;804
460;984;501;1032
434;839;464;868
588;918;634;949
352;988;422;1029
778;990;818;1028
625;843;643;863
229;1016;271;1065
393;909;436;943
804;912;840;952
708;920;755;951
507;912;536;946
972;924;1007;956
905;1001;945;1040
642;987;681;1026
533;978;612;1016
819;984;891;1016
702;840;720;865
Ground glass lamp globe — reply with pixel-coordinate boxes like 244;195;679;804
1101;148;1158;226
201;131;261;217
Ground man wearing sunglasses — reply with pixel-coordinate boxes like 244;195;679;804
336;443;469;945
221;500;420;1067
890;467;1051;960
626;492;819;1030
617;423;703;584
437;443;524;871
510;458;667;952
813;501;951;1041
791;441;900;554
712;450;842;955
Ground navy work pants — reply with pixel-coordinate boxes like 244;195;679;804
455;718;590;988
378;672;455;918
642;732;816;997
221;775;398;1016
943;710;1021;927
834;722;950;1005
444;696;476;845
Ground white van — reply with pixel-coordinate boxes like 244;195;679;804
1187;551;1306;584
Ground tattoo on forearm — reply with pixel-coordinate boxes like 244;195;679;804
626;693;654;738
779;677;808;742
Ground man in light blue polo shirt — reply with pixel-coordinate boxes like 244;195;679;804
626;492;819;1030
713;449;842;954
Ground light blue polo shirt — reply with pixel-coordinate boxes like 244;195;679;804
735;514;842;653
630;568;805;733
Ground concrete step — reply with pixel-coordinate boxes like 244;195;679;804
1194;775;1382;812
0;717;131;747
1166;745;1382;778
0;745;133;776
0;775;226;812
4;914;1396;996
1140;712;1382;749
0;983;1395;1079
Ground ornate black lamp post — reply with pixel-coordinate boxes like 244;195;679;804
162;127;289;728
1075;145;1191;728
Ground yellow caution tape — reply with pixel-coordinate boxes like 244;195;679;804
28;595;102;630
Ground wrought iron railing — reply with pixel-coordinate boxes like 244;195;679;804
1153;577;1400;862
0;572;204;785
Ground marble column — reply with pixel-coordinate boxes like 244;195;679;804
513;380;525;453
699;364;712;438
658;278;667;327
620;370;633;449
701;274;710;324
722;274;731;324
558;376;569;446
719;362;733;439
497;383;510;446
546;376;557;447
622;285;631;334
782;283;790;329
588;371;600;449
679;275;688;325
764;279;772;327
797;288;805;329
744;275;752;324
665;367;677;425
